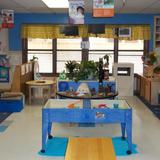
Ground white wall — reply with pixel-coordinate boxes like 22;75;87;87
0;29;8;55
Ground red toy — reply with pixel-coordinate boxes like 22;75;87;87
98;104;108;108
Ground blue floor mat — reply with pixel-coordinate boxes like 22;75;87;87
112;137;138;156
0;125;8;132
0;112;12;124
38;137;138;157
136;95;160;119
38;137;68;156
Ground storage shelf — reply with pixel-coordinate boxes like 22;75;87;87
154;16;160;49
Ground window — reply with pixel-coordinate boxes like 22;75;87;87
118;40;144;74
89;37;114;50
89;37;114;73
25;37;146;75
57;38;82;73
27;38;53;73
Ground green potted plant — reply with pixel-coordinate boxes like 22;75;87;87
74;61;99;82
65;60;78;80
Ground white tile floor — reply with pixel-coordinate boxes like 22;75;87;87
0;96;160;160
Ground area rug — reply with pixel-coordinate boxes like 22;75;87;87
0;112;12;124
136;95;160;119
39;137;138;157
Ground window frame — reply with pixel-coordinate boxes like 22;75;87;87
22;37;149;76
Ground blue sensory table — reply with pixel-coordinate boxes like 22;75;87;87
57;77;116;92
41;99;132;155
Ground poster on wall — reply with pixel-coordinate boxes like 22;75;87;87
69;0;84;24
0;55;10;82
0;14;2;30
93;0;115;17
1;9;14;28
0;66;9;82
0;55;10;67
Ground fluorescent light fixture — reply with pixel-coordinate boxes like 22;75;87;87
42;0;69;8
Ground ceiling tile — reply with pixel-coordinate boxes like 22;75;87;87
13;0;46;8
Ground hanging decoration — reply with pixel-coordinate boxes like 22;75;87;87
122;0;126;7
93;0;115;17
69;0;84;24
1;9;14;28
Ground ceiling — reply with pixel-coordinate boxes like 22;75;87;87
0;0;160;14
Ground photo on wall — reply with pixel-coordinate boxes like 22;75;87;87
93;0;115;17
69;0;84;24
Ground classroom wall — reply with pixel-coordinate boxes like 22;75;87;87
8;13;160;52
0;30;21;89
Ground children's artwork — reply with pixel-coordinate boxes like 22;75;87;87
69;0;84;24
1;9;14;28
0;14;2;30
76;83;91;94
93;0;115;17
0;66;9;82
0;55;10;67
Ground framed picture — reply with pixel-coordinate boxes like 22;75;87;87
0;66;9;82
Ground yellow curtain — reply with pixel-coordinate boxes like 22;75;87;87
22;24;60;39
22;24;150;40
131;25;150;40
104;25;150;40
78;25;88;38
